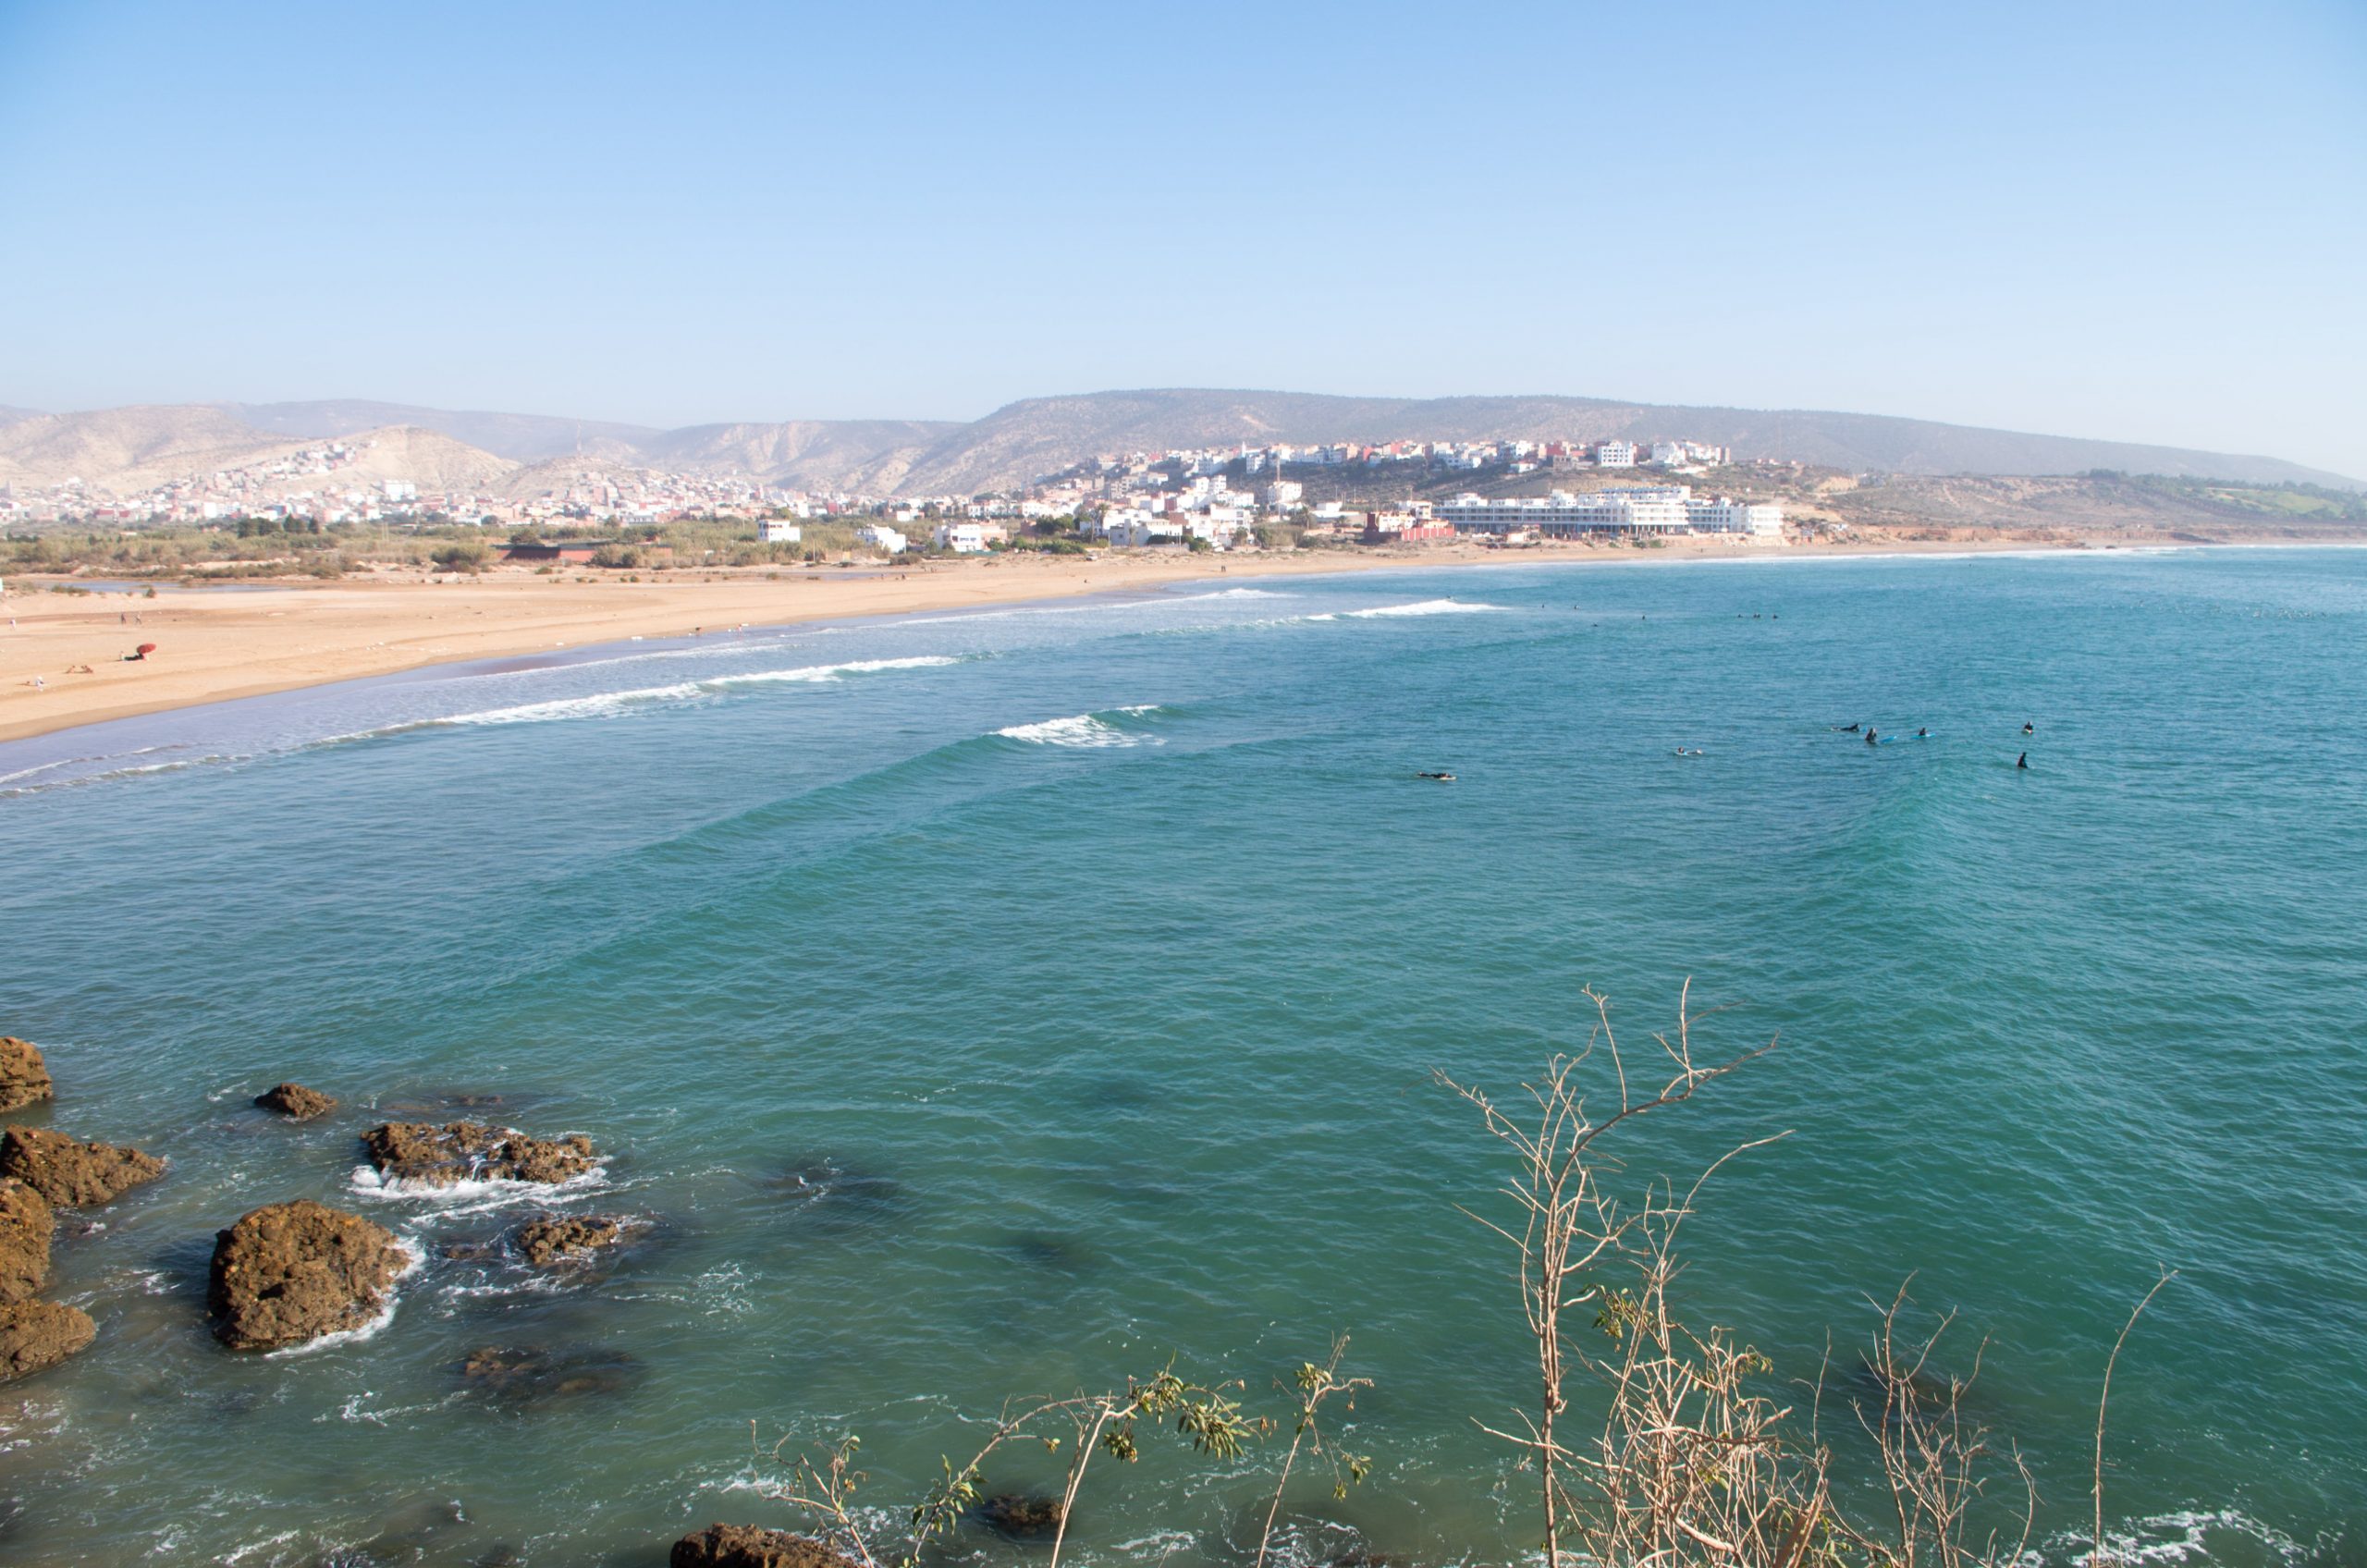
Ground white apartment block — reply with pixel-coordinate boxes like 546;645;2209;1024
758;520;802;544
1593;441;1637;468
933;522;988;553
856;523;909;554
1439;485;1765;539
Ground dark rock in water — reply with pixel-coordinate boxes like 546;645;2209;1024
977;1493;1067;1538
209;1200;410;1351
511;1214;634;1268
0;1178;54;1304
0;1300;94;1381
0;1126;166;1207
769;1157;902;1234
458;1343;642;1406
671;1525;860;1568
438;1236;501;1263
473;1550;521;1568
0;1037;53;1113
254;1083;337;1121
379;1090;526;1117
361;1121;598;1187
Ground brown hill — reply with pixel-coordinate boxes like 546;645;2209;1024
0;406;302;493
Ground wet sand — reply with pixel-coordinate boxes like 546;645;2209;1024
0;536;2069;742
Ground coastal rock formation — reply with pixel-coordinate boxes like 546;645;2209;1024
977;1494;1067;1538
361;1121;597;1187
254;1083;337;1121
458;1343;641;1405
670;1525;861;1568
208;1200;410;1351
0;1300;95;1381
0;1178;55;1303
0;1127;166;1207
512;1214;632;1267
0;1037;54;1113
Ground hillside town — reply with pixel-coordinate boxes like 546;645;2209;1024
0;431;1788;551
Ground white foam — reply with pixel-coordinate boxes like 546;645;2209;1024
1343;597;1503;618
2060;1510;2308;1568
705;655;958;687
347;1160;609;1217
997;713;1150;748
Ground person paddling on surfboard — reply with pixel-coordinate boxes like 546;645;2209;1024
2023;722;2034;734
2017;752;2029;769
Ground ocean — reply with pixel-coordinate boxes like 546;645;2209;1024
0;547;2361;1567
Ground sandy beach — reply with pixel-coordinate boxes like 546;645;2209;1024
0;534;2092;743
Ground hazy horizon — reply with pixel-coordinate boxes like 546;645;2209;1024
3;1;2361;475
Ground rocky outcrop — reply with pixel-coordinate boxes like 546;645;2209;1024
208;1200;410;1351
0;1300;94;1381
360;1121;597;1187
977;1495;1066;1538
0;1037;53;1113
457;1343;641;1405
0;1127;166;1207
670;1525;861;1568
511;1214;632;1267
254;1083;337;1121
0;1179;54;1303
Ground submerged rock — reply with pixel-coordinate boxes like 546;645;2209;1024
511;1214;633;1268
208;1199;411;1351
254;1083;338;1121
670;1525;860;1568
0;1300;95;1381
768;1157;902;1234
0;1178;54;1303
457;1342;642;1405
976;1493;1067;1538
0;1037;52;1113
0;1127;166;1207
361;1121;598;1187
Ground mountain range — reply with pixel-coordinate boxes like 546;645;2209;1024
1;390;2355;498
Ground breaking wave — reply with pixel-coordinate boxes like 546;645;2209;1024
1342;597;1503;618
995;704;1165;749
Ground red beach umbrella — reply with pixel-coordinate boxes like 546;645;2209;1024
135;643;157;655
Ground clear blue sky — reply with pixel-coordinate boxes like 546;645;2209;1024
3;0;2361;474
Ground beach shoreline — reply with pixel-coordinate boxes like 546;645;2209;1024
0;533;2213;744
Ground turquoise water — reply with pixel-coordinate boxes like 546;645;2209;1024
0;548;2361;1567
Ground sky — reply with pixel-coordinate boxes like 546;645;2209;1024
2;0;2362;475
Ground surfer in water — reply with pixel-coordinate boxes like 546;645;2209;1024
2017;753;2029;769
1917;727;1930;738
1865;728;1880;745
2022;722;2035;734
1831;723;1860;733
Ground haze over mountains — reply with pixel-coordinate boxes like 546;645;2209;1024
1;391;2355;499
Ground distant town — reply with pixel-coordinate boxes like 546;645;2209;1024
0;434;1794;554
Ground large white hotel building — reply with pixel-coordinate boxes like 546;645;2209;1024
1437;486;1783;541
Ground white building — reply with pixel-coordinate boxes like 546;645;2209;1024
933;521;988;553
1593;441;1637;469
1685;497;1785;540
1261;480;1304;510
1438;487;1695;537
758;520;802;544
856;523;909;555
